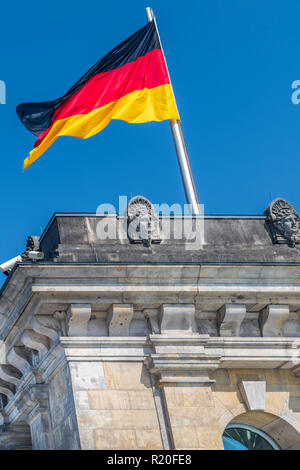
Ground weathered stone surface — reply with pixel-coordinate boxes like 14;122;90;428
259;305;290;337
238;380;266;411
31;315;59;343
48;364;80;450
38;213;300;263
7;346;31;376
0;365;21;387
88;390;130;410
171;426;199;449
163;386;214;409
93;429;136;450
77;409;159;429
2;207;300;450
0;424;31;450
265;198;300;246
67;304;91;336
158;304;197;334
21;329;49;355
128;390;156;410
217;304;246;337
103;362;151;390
106;304;133;336
69;362;106;391
135;429;162;449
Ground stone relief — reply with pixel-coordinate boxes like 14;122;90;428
264;198;300;246
126;195;161;245
21;236;42;260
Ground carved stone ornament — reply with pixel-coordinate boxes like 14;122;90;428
21;236;41;260
126;196;161;245
264;198;300;246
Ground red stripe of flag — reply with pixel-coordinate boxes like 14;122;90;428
34;49;168;149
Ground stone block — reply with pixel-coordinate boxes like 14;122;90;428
262;417;300;449
163;386;214;408
52;414;80;450
135;429;162;449
195;426;224;450
166;407;217;428
67;304;92;336
75;391;90;409
213;388;244;411
77;409;159;430
107;304;134;336
109;410;159;429
69;362;106;391
94;429;136;449
79;429;95;450
265;391;289;413
259;305;289;337
77;410;113;429
158;304;197;334
265;369;299;386
49;364;76;432
238;380;266;411
171;426;199;449
103;362;151;390
217;304;246;337
88;390;130;410
128;390;156;410
227;368;266;385
210;369;230;385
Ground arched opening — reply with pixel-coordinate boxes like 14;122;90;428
223;411;300;450
223;423;279;450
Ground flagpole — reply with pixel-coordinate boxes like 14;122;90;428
145;7;200;215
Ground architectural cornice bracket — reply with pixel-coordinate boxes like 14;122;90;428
31;315;59;343
0;365;21;387
7;346;31;376
217;304;246;336
259;304;290;337
158;304;197;335
67;304;91;336
107;304;134;336
20;330;49;356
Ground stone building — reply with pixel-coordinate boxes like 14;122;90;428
1;196;300;450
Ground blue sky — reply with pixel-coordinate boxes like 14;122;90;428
1;0;300;276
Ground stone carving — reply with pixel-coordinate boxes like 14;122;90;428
30;315;59;343
126;196;160;245
7;347;31;376
21;236;42;260
20;330;49;356
0;365;22;387
265;198;300;246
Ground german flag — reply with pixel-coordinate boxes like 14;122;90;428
17;21;179;171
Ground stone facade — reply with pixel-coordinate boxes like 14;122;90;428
1;198;300;449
